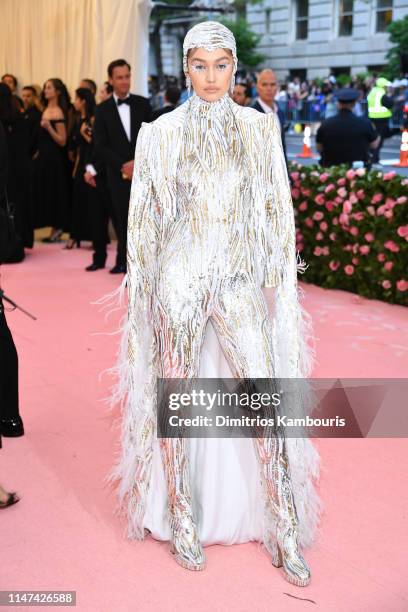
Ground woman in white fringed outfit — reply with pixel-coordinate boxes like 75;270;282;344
112;21;321;586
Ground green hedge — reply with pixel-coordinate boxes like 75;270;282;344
289;163;408;306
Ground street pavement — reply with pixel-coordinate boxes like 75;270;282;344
286;133;408;177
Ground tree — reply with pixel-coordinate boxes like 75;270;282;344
220;17;266;68
386;15;408;79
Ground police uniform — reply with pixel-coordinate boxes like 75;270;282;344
316;88;378;167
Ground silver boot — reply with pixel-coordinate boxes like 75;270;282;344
254;433;311;586
160;437;206;571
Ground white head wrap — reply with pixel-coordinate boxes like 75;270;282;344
182;21;238;76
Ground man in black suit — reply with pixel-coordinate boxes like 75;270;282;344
93;59;152;273
252;69;288;166
151;86;181;120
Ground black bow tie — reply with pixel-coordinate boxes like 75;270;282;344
117;97;130;106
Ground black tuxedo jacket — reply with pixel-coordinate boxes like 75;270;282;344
93;94;152;179
251;100;287;165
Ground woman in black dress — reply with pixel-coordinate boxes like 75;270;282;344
65;88;96;249
32;78;70;242
0;83;33;254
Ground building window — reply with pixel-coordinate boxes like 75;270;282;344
295;0;308;40
338;0;353;37
376;0;393;32
265;8;271;33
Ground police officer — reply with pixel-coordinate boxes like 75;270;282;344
316;88;380;167
367;77;393;163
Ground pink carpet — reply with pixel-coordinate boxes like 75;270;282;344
1;243;407;612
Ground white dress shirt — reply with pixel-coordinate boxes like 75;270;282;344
113;92;131;142
256;96;277;114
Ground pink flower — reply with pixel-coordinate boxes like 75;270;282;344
314;194;325;206
320;221;328;231
325;184;335;194
397;196;407;204
339;213;349;225
383;171;396;181
319;173;329;183
313;211;324;221
352;212;364;221
382;280;392;289
357;189;366;200
356;168;366;177
344;245;353;252
335;196;344;204
365;233;374;242
360;245;370;255
329;232;337;241
316;232;324;240
332;217;339;225
314;246;322;256
384;240;400;253
322;246;330;256
377;204;386;216
291;172;300;181
344;265;355;275
298;201;308;212
325;201;334;212
350;226;359;236
396;280;408;292
384;261;394;271
397;225;408;238
349;193;358;204
343;201;352;214
377;253;386;262
305;218;314;228
337;178;346;186
367;206;376;216
291;188;300;199
385;198;396;209
384;210;393;219
329;260;340;271
352;257;359;265
371;193;383;204
346;169;355;180
337;187;347;198
301;188;311;197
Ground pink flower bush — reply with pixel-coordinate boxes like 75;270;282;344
397;280;408;292
384;240;400;253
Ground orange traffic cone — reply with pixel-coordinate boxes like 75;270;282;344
296;125;316;159
394;130;408;168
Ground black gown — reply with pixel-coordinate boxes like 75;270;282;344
1;115;33;249
32;118;70;230
70;119;93;242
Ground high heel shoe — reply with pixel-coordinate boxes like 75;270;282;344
64;238;81;250
43;229;63;243
267;521;311;587
168;502;206;571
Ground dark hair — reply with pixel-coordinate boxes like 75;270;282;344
75;87;96;120
81;78;97;95
22;85;37;95
41;78;70;119
235;82;252;99
2;73;18;88
103;81;113;94
0;82;21;123
107;59;131;78
165;86;181;106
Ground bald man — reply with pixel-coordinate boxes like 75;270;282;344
252;69;287;165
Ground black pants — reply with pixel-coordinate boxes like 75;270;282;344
371;119;390;163
89;174;111;266
0;294;19;419
107;173;131;268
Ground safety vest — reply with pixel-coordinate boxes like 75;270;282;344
367;87;392;119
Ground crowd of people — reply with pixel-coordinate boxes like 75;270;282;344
1;65;407;264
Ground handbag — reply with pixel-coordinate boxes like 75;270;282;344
0;189;23;263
